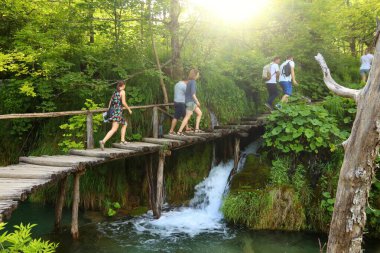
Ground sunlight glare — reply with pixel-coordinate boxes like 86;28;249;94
190;0;269;23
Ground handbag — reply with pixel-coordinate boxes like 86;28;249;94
103;107;114;123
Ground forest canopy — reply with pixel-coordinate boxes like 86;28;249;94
0;0;379;164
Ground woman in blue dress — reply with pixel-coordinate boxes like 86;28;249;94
99;81;132;150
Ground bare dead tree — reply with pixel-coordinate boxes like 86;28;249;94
314;18;380;253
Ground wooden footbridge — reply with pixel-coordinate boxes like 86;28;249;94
0;103;267;238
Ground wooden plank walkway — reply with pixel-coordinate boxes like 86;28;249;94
0;116;267;221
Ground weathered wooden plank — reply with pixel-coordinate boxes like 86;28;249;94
112;142;162;152
0;200;18;221
0;178;50;200
162;134;205;143
0;164;73;179
185;132;223;139
69;148;137;159
143;138;185;148
240;121;259;125
214;125;252;130
20;155;104;167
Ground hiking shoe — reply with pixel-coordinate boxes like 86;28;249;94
264;103;273;111
275;104;282;110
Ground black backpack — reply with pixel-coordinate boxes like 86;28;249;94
282;61;292;77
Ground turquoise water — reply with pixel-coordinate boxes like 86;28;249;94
5;201;380;253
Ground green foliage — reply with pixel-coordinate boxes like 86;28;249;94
321;191;335;214
222;187;306;231
104;200;121;217
0;223;58;253
322;95;356;130
58;99;103;152
263;101;348;155
270;158;291;186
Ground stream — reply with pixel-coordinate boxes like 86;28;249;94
5;142;380;253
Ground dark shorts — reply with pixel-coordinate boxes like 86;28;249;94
174;102;186;119
360;69;370;75
279;81;293;96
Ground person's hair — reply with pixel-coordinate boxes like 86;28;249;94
116;80;125;91
365;48;371;54
286;55;293;60
273;56;281;61
188;69;199;80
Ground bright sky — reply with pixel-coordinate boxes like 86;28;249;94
190;0;269;23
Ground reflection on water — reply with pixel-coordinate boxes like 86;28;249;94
5;199;380;253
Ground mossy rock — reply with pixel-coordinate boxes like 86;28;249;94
230;154;271;193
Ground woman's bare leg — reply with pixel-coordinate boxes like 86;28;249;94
121;123;127;142
194;107;202;130
178;111;193;133
102;122;119;144
169;119;178;133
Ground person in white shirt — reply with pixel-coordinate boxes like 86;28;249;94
265;56;281;110
278;55;298;104
360;48;374;83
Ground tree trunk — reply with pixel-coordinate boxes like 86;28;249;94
314;19;380;253
148;0;169;104
169;0;183;80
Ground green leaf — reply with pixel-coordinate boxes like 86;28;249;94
304;129;315;138
322;192;331;198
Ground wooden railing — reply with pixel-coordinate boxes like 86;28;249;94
0;103;174;149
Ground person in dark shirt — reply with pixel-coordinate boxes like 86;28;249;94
177;69;203;135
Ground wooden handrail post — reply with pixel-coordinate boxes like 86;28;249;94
152;106;159;138
86;112;94;149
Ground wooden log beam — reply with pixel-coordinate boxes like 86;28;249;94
112;142;162;152
71;170;85;239
143;138;185;148
55;176;68;230
162;134;205;143
0;103;174;120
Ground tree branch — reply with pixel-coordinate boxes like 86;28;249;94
314;53;360;101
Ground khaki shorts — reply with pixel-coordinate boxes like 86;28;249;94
186;102;197;112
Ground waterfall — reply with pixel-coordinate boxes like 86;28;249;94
125;139;262;238
209;110;219;129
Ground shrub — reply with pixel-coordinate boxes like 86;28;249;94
0;223;58;253
263;101;349;155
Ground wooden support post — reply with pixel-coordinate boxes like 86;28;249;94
152;106;159;138
71;170;84;239
86;112;94;149
55;176;68;230
233;137;240;170
153;150;171;218
146;154;156;212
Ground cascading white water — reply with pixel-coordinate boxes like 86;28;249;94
132;161;234;237
98;139;262;243
209;110;219;129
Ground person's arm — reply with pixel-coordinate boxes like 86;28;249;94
121;90;132;114
276;65;280;82
191;82;200;107
291;66;298;85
